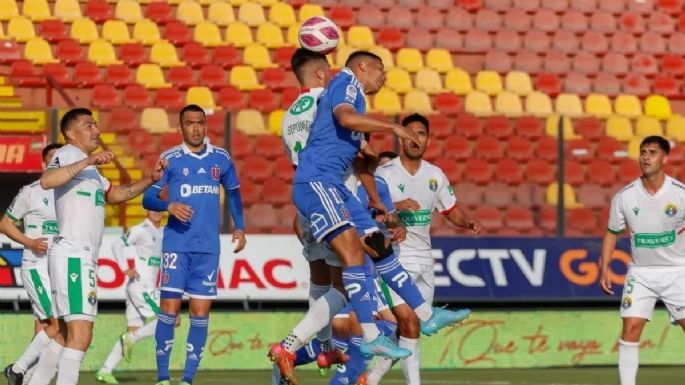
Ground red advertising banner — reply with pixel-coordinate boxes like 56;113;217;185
0;135;46;172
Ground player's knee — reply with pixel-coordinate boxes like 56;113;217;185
43;319;60;338
621;319;646;341
332;318;350;340
362;232;393;260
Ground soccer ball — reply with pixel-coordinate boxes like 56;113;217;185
298;16;340;55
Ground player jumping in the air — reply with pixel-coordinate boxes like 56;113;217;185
1;144;62;385
143;104;247;385
600;136;685;385
369;113;481;385
95;210;165;384
33;108;165;385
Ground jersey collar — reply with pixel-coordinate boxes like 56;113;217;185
341;67;365;94
181;137;213;160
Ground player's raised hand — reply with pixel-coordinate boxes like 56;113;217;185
368;198;387;223
88;151;115;166
395;198;420;212
232;229;246;253
599;266;614;295
150;159;168;182
168;202;193;222
28;237;48;254
123;268;139;280
392;124;420;146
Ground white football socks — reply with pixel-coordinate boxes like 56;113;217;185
27;339;63;385
618;339;639;385
287;288;347;353
56;348;84;385
13;330;51;373
399;337;421;385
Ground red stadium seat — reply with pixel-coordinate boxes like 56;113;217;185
454;181;482;209
146;2;174;24
246;203;280;230
160;132;182;149
457;0;483;12
564;72;591;95
239;179;261;207
40;20;68;42
454;113;482;139
92;84;119;109
273;156;295;183
567;208;598;235
155;88;185;110
505;205;535;233
623;73;651;97
433;158;462;183
406;27;434;52
423;139;442;162
495;159;523;185
507;136;534;161
659;0;682;14
640;32;666;55
533;9;559;32
206;112;225;136
566;139;593;163
537;136;558;162
571;0;597;12
495;29;522;53
573;52;600;75
485;181;515;207
262;178;291;207
617;158;641;184
563;160;585;186
427;113;453;139
417;7;444;31
213;45;241;68
474;205;503;233
73;61;101;86
678;14;685;31
513;50;542;73
56;39;84;65
552;30;579;53
85;0;112;24
217;86;245;110
119;43;147;66
377;27;405;51
620;11;646;33
168;66;195;90
128;130;156;154
575;117;603;140
588;160;616;187
464;29;492;52
593;72;621;96
590;11;617;33
254;135;283;160
523;30;550;53
576;184;609;209
628;0;653;15
434;93;462;116
561;10;587;32
230;131;253;160
602;53;629;75
485;115;513;139
109;107;138;132
123;84;151;109
544;52;571;74
275;46;296;69
653;74;680;96
503;9;530;32
249;89;278;112
199;65;227;90
463;158;492;185
164;20;192;45
444;136;472;161
610;32;637;54
526;160;555;185
475;9;501;32
398;0;426;10
262;68;290;91
535;73;562;95
446;8;473;31
597;136;626;163
280;87;299;109
539;205;557;234
43;63;73;87
181;43;210;69
484;51;512;73
516;116;543;140
104;64;133;88
330;5;357;29
428;0;453;10
242;155;272;182
581;31;608;53
661;54;685;75
387;6;414;30
542;0;567;11
651;12;675;34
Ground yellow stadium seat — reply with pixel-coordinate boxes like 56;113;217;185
228;0;247;6
133;19;160;45
177;1;204;25
334;45;356;68
88;40;122;66
287;23;301;46
186;86;217;109
268;109;285;135
230;65;264;90
405;90;434;115
226;22;253;47
614;94;643;119
238;2;265;27
546;183;582;209
8;16;35;42
644;95;672;120
505;71;533;96
635;116;663;137
465;91;493;116
115;0;144;24
445;68;472;95
385;68;412;94
555;93;584;118
606;115;634;142
627;137;643;159
347;26;375;50
269;2;296;27
208;2;235;27
475;71;503;96
24;37;58;64
195;21;224;47
584;94;612;118
396;48;424;73
243;44;276;69
525;92;553;117
666;114;685;142
54;0;82;22
415;69;444;95
370;46;394;69
545;114;579;139
70;18;99;44
236;109;267;135
140;107;174;134
256;0;278;7
256;23;285;48
151;40;184;67
23;0;51;21
495;91;523;117
0;0;19;21
136;64;171;88
426;49;453;74
299;4;324;21
102;20;133;45
373;88;403;115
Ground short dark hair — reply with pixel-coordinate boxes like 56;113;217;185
179;104;206;123
42;143;63;162
60;108;92;137
640;136;670;154
345;51;383;67
291;48;328;84
401;113;430;135
378;151;398;160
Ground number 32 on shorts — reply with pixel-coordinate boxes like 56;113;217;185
163;253;177;269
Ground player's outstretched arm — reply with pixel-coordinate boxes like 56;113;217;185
40;151;114;190
445;205;481;234
107;159;166;204
334;105;420;145
354;156;386;222
599;231;619;295
0;215;48;254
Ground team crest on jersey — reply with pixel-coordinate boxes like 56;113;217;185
211;165;221;180
290;95;315;115
664;203;678;217
87;290;97;306
428;178;438;191
183;168;189;176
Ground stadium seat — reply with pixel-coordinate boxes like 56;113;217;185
217;86;244;110
334;45;356;67
640;32;666;55
236;109;267;135
119;43;147;66
446;7;473;31
238;2;265;26
627;137;644;159
589;160;616;187
299;3;325;20
475;71;503;96
150;41;184;67
652;74;679;97
463;159;492;185
564;72;591;95
104;64;133;88
596;136;627;164
464;91;493;116
387;5;414;30
24;38;58;65
546;182;582;209
159;21;190;45
396;48;424;73
444;135;472;161
404;90;433;114
575;117;603;140
123;84;151;109
195;65;224;90
567;208;598;235
10;60;43;87
620;11;646;33
525;31;552;54
606;115;634;142
39;20;68;43
54;0;82;22
43;63;73;87
635;116;663;137
102;20;132;45
505;71;532;96
371;46;394;70
73;61;101;86
91;84;119;109
406;27;435;52
414;69;444;95
186;86;216;109
534;73;562;96
631;54;658;76
566;139;593;163
136;64;170;89
610;32;637;55
434;93;462;116
181;43;210;69
464;29;492;52
377;27;405;51
434;27;463;52
226;22;254;47
454;113;482;139
256;23;285;48
513;50;542;73
385;68;412;94
669;32;685;54
563;159;585;186
176;1;204;25
544;51;571;74
88;40;121;66
425;49;453;73
243;44;276;69
507;136;534;161
593;73;621;96
516;116;543;140
576;183;609;209
145;1;173;24
484;51;512;73
262;67;291;90
373;88;403;115
533;9;559;32
495;92;523;117
191;21;222;47
552;30;579;52
584;94;613;118
7;16;35;42
427;113;453;138
22;0;52;21
266;109;285;135
661;54;685;75
83;0;111;24
115;0;143;23
230;66;263;90
616;158;641;184
214;45;241;68
644;95;672;120
555;93;583;118
445;68;473;95
249;89;277;112
666;114;685;141
573;52;600;75
476;135;503;162
562;9;588;31
614;94;643;118
70;18;99;44
537;136;559;162
140;107;172;133
495;29;522;53
525;92;553;117
347;26;375;50
0;0;19;21
545;114;579;139
109;107;137;132
133;19;161;45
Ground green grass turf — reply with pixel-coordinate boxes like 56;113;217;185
79;367;682;385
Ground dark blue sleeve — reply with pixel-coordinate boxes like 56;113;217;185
375;176;394;213
142;167;169;211
227;188;245;231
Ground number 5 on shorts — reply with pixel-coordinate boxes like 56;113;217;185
163;253;177;269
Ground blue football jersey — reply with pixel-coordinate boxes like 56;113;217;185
356;175;395;217
150;141;239;254
294;67;366;185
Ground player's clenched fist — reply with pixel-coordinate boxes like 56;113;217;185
88;151;115;166
232;229;246;253
150;159;168;182
168;202;193;222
